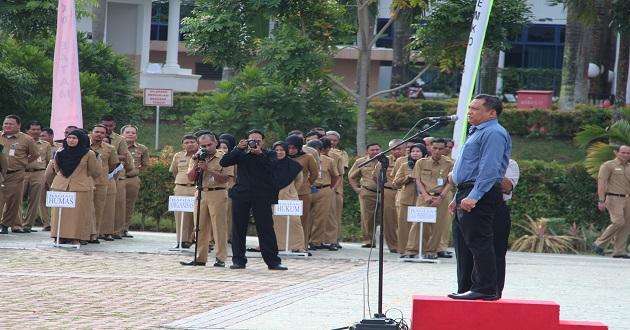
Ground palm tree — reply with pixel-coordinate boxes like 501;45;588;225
575;108;630;176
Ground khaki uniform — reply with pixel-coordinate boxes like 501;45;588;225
114;151;134;234
595;159;630;255
309;154;340;245
124;143;149;231
407;156;454;256
188;152;234;263
348;156;378;245
170;151;196;244
392;157;419;255
293;153;319;249
0;131;38;230
40;142;62;227
373;154;399;252
21;140;51;229
330;148;348;244
0;153;7;218
273;173;305;251
47;151;100;240
91;142;118;235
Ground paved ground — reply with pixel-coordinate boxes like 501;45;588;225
0;228;628;329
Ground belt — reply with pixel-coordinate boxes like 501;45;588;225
606;193;630;198
457;181;501;190
384;186;395;190
6;170;23;174
363;187;377;193
200;187;226;191
315;184;330;189
126;175;138;178
118;177;126;180
176;183;195;187
26;169;45;172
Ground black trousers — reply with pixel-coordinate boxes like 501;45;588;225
453;185;504;295
231;197;281;267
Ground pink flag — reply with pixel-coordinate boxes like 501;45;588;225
51;0;83;141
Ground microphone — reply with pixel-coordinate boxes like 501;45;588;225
427;115;458;122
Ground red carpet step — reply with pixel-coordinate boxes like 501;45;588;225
412;295;607;330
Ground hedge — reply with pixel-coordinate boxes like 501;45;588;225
368;98;618;138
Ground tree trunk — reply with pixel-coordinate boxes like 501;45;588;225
91;0;108;42
615;32;629;106
355;0;375;155
575;27;592;104
479;49;499;95
559;5;582;111
390;8;413;96
588;0;613;98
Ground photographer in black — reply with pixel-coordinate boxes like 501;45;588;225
220;129;301;270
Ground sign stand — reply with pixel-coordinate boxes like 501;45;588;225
167;195;195;253
403;206;439;264
46;191;79;249
274;200;308;257
143;88;173;151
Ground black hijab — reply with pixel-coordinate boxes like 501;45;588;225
56;129;90;178
271;141;303;190
219;133;236;151
286;135;305;158
407;143;427;169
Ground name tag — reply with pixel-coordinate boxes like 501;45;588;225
437;178;444;186
9;149;15;156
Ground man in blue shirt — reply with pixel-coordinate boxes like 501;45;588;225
447;94;511;301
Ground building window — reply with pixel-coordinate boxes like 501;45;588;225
375;18;394;48
150;1;195;41
195;63;223;80
504;24;564;69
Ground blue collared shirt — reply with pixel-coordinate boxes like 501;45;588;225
451;119;511;201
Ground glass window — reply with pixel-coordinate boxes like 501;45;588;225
505;46;523;68
525;45;556;68
527;26;555;43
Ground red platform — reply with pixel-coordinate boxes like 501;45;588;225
412;295;607;330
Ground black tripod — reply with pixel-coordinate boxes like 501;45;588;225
351;119;445;330
192;167;204;265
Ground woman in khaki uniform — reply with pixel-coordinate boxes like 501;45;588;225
392;143;427;257
271;141;306;252
46;130;100;244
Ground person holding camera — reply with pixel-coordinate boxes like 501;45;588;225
181;134;234;267
220;129;289;270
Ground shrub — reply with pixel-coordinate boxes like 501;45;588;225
368;99;454;130
135;146;175;231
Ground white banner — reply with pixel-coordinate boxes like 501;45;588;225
452;0;495;159
46;191;77;208
274;200;303;216
407;206;437;223
168;196;195;212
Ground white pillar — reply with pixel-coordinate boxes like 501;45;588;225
139;0;152;73
164;0;181;71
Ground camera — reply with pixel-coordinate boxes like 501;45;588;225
192;148;210;161
247;139;259;149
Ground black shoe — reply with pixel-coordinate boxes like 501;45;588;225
88;239;100;244
423;255;438;260
389;249;398;253
407;254;417;258
180;261;206;266
308;244;320;251
213;259;225;267
230;264;246;269
104;235;115;241
447;291;498;301
246;247;261;252
80;240;89;245
361;243;375;248
122;232;133;238
42;226;51;232
25;228;36;233
400;255;408;259
0;225;7;234
437;251;453;258
592;243;605;256
268;264;288;270
612;255;630;259
112;234;122;239
11;228;25;233
328;244;339;251
181;242;192;249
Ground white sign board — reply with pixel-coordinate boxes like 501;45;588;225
407;206;437;223
274;200;303;216
46;191;77;208
143;88;173;107
168;196;195;212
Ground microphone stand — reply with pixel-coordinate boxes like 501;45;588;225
351;118;446;329
193;165;204;265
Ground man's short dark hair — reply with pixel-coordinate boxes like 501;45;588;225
93;124;108;131
42;127;54;136
366;143;380;150
305;130;322;139
4;115;21;124
474;94;503;116
432;138;446;145
248;129;265;139
306;139;322;150
27;120;42;130
288;130;303;136
182;134;197;143
100;114;116;122
320;137;332;149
